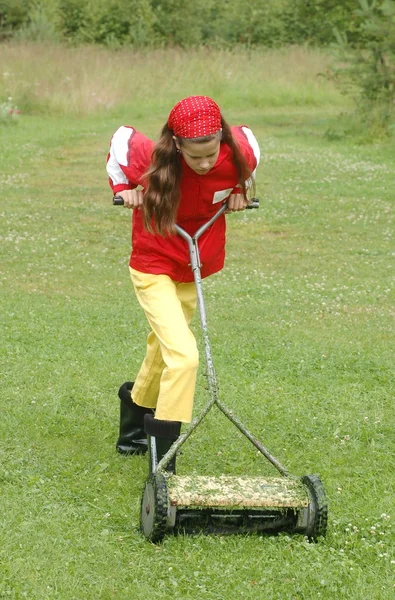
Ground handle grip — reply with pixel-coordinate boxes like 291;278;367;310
246;198;259;209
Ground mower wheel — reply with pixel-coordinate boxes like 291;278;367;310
140;473;169;543
301;474;328;541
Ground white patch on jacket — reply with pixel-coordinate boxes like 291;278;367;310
212;188;233;204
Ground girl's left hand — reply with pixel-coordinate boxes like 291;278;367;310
226;193;248;212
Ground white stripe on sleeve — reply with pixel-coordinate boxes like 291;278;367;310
241;126;260;187
106;126;135;186
241;126;261;165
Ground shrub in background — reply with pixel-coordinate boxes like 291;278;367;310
0;0;29;39
58;0;156;47
14;1;60;42
331;0;395;138
203;0;289;47
0;0;157;46
0;0;376;47
284;0;365;46
150;0;213;47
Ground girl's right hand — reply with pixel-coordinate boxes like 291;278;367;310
117;189;144;209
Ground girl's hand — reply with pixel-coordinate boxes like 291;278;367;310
117;189;144;209
226;193;248;212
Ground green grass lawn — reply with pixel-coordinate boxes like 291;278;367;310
1;108;394;599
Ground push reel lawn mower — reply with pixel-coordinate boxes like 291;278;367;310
114;196;328;543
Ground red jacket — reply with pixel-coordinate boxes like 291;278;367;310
107;125;260;282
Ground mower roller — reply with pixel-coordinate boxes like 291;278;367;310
113;196;328;543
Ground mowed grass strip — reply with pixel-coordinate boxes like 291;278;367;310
1;104;394;599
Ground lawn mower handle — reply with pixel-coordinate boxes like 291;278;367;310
112;195;259;210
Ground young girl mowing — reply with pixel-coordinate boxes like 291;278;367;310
107;96;260;473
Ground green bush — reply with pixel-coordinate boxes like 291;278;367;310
0;0;390;48
0;0;151;44
0;0;29;39
203;0;289;47
284;0;365;45
0;0;156;46
14;1;60;42
58;0;86;40
331;0;395;138
58;0;156;46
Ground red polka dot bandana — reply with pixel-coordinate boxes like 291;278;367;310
168;96;222;139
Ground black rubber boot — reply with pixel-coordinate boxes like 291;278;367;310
116;382;154;455
144;413;181;474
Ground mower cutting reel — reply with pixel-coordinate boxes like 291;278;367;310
141;472;327;543
133;199;328;543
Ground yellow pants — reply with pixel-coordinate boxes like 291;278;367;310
129;267;198;423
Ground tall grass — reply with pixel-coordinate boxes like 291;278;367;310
0;42;346;116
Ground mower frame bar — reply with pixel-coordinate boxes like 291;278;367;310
155;199;291;477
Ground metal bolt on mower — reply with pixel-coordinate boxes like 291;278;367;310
114;196;328;544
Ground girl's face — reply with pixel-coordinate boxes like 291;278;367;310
175;137;221;175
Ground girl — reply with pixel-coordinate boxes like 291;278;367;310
107;96;260;472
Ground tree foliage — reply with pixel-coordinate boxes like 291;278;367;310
332;0;395;136
0;0;386;47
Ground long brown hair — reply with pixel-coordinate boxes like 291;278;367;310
143;117;254;236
